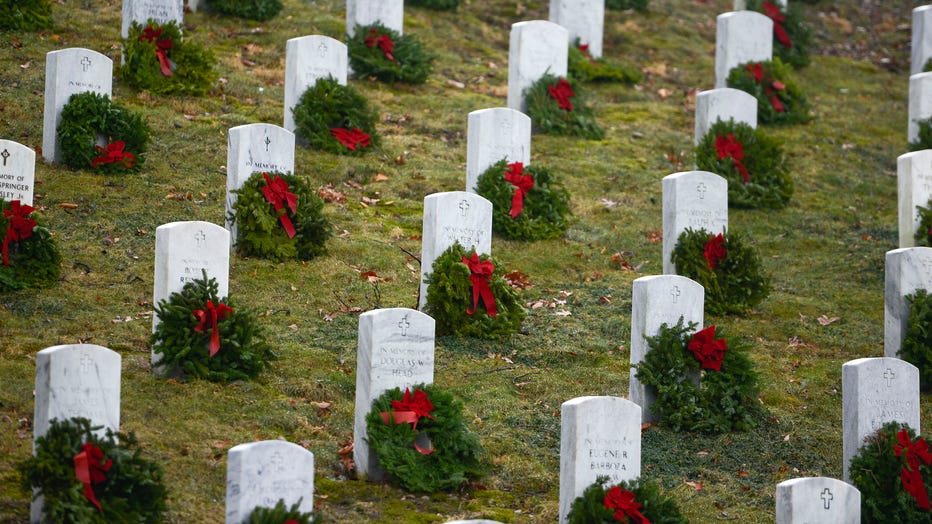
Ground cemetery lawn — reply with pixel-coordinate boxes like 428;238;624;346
0;0;928;522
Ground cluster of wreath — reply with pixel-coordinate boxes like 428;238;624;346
0;0;52;30
727;58;810;125
205;0;281;21
900;289;932;390
247;499;317;523
365;384;487;492
0;199;61;292
635;318;760;433
347;23;434;84
695;119;793;209
910;117;932;152
671;228;771;316
292;77;380;155
605;0;649;11
122;20;217;96
151;272;274;382
525;73;604;139
744;0;812;68
18;417;167;523
424;243;527;340
474;159;571;241
913;198;932;246
568;40;642;84
57;92;150;174
566;476;687;524
406;0;460;10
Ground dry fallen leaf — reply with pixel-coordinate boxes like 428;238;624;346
503;270;532;290
684;480;704;491
657;88;673;100
372;173;389;182
817;315;840;326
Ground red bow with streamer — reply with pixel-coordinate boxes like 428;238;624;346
462;253;498;317
578;43;596;63
330;128;372;151
380;388;436;454
2;200;36;266
603;486;651;523
504;162;534;218
73;442;112;512
715;134;750;183
762;2;792;49
365;28;397;63
193;300;233;357
746;63;787;113
687;325;728;372
548;78;576;111
261;173;298;239
91;141;137;169
703;233;726;270
902;466;931;511
896;429;932;510
139;26;174;76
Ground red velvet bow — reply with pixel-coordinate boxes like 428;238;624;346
548;78;576;111
897;430;932;471
330;127;372;151
703;233;726;270
687;325;728;372
91;141;137;169
746;63;763;83
365;28;397;63
73;442;112;512
714;134;750;184
193;300;233;357
462;253;498;317
747;63;787;113
603;486;651;524
762;2;792;49
261;173;298;239
578;43;596;63
901;465;931;511
139;26;174;76
2;200;36;266
504;162;534;218
380;388;436;454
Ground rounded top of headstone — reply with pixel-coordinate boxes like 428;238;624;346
561;395;635;409
228;439;312;456
632;274;703;288
842;356;919;372
511;19;569;34
717;10;773;24
37;343;119;359
910;71;932;83
228;122;295;137
897;149;932;163
776;476;856;490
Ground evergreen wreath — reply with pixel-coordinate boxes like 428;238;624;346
122;20;217;96
229;171;332;261
695;119;793;209
634;318;760;433
726;58;811;125
57;92;150;174
17;417;167;523
0;199;61;292
605;0;649;11
406;0;460;10
365;384;487;492
524;73;604;140
744;0;812;68
151;271;274;382
849;422;932;523
424;243;527;340
566;476;688;524
474;159;571;241
913;198;932;247
568;40;642;84
925;58;932;73
909;117;932;152
246;498;319;523
291;76;380;156
0;0;52;31
347;23;434;84
205;0;281;21
671;228;771;316
901;289;932;390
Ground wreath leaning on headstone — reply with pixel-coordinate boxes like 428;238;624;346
909;117;932;152
900;289;932;390
57;91;151;174
635;318;760;433
347;23;434;84
744;0;812;68
0;199;61;292
726;58;811;125
246;498;318;524
205;0;281;21
524;73;604;140
695;119;793;209
292;77;380;155
605;0;649;11
0;0;52;31
365;384;487;493
567;40;642;84
122;20;217;96
474;159;571;241
566;476;688;524
406;0;460;10
671;228;771;316
913;199;932;247
18;417;167;523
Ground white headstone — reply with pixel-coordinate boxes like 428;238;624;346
913;6;932;75
549;0;605;59
42;48;113;165
225;440;314;524
842;357;920;481
0;139;36;206
694;88;758;145
629;275;704;422
418;191;493;310
884;247;932;357
559;396;641;524
897;151;932;248
714;11;774;88
121;0;184;38
775;477;860;524
507;20;570;112
909;73;932;144
284;36;348;133
465;108;532;193
346;0;404;37
662;171;728;275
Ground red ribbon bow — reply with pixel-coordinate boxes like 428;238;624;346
504;162;534;218
714;134;750;184
91;141;137;169
139;26;174;76
193;300;233;357
365;28;397;63
380;388;436;454
746;63;786;113
746;63;763;83
603;486;651;524
687;325;728;372
703;233;726;270
762;2;792;49
73;442;112;512
578;43;596;63
901;465;931;511
548;78;576;111
330;127;372;151
261;173;298;239
462;253;498;317
896;428;932;509
2;200;36;266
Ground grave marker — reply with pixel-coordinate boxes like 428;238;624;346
694;88;758;145
662;171;728;275
507;20;569;112
121;0;184;38
714;11;773;88
897;151;932;248
465;108;531;193
549;0;605;58
225;440;314;523
0;139;36;205
914;6;932;75
775;477;860;524
346;0;404;37
909;73;932;145
284;36;348;133
884;247;932;357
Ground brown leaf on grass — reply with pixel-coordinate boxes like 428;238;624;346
598;295;612;304
59;203;78;209
360;196;380;206
817;315;840;326
657;88;672;100
640;422;652;432
394;154;406;165
359;270;393;283
312;401;332;412
736;470;748;478
241;58;257;67
344;180;363;190
645;230;662;243
183;114;198;121
212;440;232;449
317;184;346;204
554;310;571;316
337;437;355;472
611;252;641;272
684;480;704;491
503;270;532;290
643;62;668;77
601;198;620;208
19;61;30;69
372;173;389;182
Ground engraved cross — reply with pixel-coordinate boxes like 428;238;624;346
884;368;895;387
270;451;285;472
318;42;328;57
81;56;92;72
696;182;707;200
0;149;9;167
398;315;410;336
195;230;206;246
820;488;833;510
459;199;470;217
265;136;271;152
671;285;681;304
80;353;92;374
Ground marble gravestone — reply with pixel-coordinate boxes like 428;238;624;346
507;20;569;112
913;6;932;75
418;191;493;310
284;36;347;133
353;308;435;479
225;440;315;524
775;477;860;524
465;108;532;193
0;139;36;206
884;247;932;357
559;396;641;524
42;48;113;165
909;73;932;145
714;11;773;88
661;171;728;275
346;0;404;37
121;0;183;38
897;151;932;248
549;0;605;59
842;357;920;481
629;275;704;422
693;88;758;145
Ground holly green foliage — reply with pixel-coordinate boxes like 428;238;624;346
424;243;527;339
230;171;331;261
57;92;150;174
0;0;52;31
672;228;771;316
246;498;319;523
567;40;642;84
365;384;487;493
122;20;217;96
406;0;460;10
18;417;167;523
566;476;688;524
849;422;932;524
347;23;434;84
744;0;812;68
206;0;281;21
726;58;811;125
474;160;571;241
151;271;274;382
0;200;61;292
634;318;760;433
913;199;932;247
901;289;932;390
291;77;380;155
524;74;604;140
909;117;932;152
695;119;793;209
605;0;649;11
